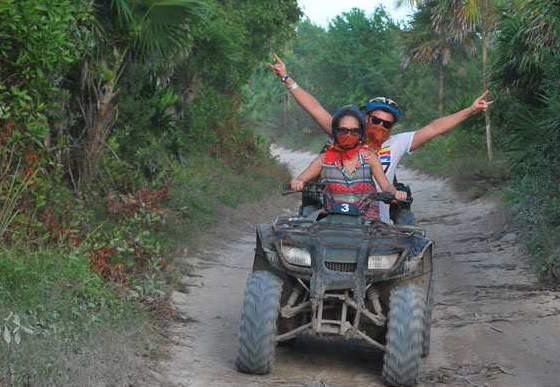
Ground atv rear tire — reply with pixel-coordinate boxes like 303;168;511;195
236;271;281;375
382;284;425;386
422;269;435;357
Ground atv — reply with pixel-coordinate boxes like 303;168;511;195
235;183;435;386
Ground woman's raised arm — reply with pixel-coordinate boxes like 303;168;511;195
268;54;333;135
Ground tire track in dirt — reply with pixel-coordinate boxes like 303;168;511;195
147;146;560;387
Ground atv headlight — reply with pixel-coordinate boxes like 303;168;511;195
281;246;311;267
367;253;400;270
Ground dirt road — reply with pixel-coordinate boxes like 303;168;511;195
153;146;560;387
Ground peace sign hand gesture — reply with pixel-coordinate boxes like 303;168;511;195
267;53;288;79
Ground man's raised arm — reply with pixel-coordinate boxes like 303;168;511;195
268;54;333;135
410;90;493;151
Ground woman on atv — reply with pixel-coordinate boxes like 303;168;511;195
290;106;407;221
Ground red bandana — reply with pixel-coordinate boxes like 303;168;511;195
365;123;390;151
325;143;367;163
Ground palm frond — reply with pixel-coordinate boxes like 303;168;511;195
111;0;135;26
131;0;209;59
520;0;560;51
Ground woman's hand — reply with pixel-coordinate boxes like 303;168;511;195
290;178;305;191
395;190;408;201
267;53;288;79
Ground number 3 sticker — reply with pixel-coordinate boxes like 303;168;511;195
341;203;350;212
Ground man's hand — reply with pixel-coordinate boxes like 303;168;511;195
267;53;288;79
411;90;494;151
470;90;494;114
395;190;408;201
290;178;305;191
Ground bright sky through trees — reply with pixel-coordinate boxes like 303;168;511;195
298;0;413;27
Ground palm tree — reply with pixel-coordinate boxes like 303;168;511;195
79;0;207;183
400;0;503;161
401;2;476;115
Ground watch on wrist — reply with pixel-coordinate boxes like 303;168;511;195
281;75;290;83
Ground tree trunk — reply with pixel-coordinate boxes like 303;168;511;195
438;56;444;115
80;48;124;186
82;77;118;184
482;0;493;162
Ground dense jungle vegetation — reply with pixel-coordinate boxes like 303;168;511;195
1;0;559;385
0;0;298;385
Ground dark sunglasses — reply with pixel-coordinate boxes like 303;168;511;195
336;127;361;135
369;115;394;129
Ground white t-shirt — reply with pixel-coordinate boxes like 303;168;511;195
373;131;415;220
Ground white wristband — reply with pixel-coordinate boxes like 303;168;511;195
288;82;299;91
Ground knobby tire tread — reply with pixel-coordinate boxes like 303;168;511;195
236;271;281;375
382;284;425;386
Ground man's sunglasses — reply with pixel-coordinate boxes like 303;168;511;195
336;127;361;135
369;115;394;129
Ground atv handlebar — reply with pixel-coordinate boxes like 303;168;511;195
362;191;412;205
282;182;325;194
282;182;410;204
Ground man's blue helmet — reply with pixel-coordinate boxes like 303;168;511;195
365;96;403;121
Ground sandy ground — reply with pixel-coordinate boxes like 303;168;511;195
148;145;560;387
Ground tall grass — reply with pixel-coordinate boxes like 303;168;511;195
0;149;33;243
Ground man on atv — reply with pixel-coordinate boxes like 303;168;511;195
269;54;492;221
290;105;407;221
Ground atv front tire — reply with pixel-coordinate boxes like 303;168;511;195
236;271;281;375
382;284;425;386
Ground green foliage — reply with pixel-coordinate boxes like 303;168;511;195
168;149;290;222
0;0;91;145
93;0;208;60
481;0;560;280
0;249;108;310
0;0;302;384
167;0;301;162
503;90;560;280
0;153;29;241
492;7;548;104
0;0;303;243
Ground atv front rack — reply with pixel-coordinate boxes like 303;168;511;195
276;288;387;351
